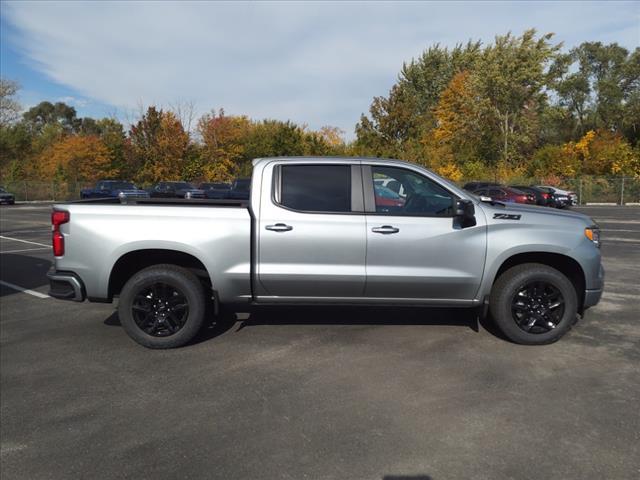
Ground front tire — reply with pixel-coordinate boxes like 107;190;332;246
118;264;206;348
490;263;578;345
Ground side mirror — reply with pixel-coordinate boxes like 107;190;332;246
455;199;476;228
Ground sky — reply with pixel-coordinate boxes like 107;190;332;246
1;1;639;139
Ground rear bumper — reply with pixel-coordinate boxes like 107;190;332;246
47;270;85;302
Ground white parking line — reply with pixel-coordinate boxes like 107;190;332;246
0;235;49;247
0;280;49;299
604;237;640;244
0;247;51;254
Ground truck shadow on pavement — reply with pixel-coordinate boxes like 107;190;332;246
104;305;509;345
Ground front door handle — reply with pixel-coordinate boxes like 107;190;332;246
266;223;293;232
371;225;400;234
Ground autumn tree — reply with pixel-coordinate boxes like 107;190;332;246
129;107;190;183
36;135;115;183
197;110;251;181
355;42;482;159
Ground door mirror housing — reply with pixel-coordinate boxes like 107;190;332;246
455;199;476;228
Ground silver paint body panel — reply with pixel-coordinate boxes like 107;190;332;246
52;157;603;309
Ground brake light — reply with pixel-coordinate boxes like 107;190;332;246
51;210;70;256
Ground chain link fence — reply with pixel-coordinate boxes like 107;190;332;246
1;176;639;204
0;181;89;202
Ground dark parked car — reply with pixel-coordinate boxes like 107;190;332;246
198;182;231;199
463;181;501;192
0;187;15;204
510;185;554;206
226;178;251;200
536;185;577;208
473;186;535;204
80;180;149;200
149;182;205;199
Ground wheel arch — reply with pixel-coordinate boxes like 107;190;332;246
492;252;586;311
108;249;212;299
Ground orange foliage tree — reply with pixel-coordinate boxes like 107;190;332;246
37;135;115;183
197;110;251;181
129;107;190;183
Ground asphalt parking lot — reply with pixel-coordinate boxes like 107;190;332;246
1;204;638;480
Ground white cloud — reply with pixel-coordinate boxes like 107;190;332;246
57;96;89;108
3;1;639;137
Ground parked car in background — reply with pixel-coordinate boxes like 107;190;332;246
81;181;149;200
0;186;15;204
510;185;554;207
149;182;205;199
226;178;251;200
535;186;573;209
463;181;501;192
375;177;406;198
374;183;405;209
537;186;578;207
198;182;231;199
472;186;535;204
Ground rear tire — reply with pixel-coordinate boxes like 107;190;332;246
118;264;206;349
490;263;578;345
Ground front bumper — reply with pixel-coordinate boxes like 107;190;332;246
583;263;605;309
47;270;85;301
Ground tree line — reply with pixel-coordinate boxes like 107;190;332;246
1;29;638;187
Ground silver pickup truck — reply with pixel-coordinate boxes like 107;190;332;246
48;157;604;348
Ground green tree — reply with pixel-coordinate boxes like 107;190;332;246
552;42;640;142
23;101;77;133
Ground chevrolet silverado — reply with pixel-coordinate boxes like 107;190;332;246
47;157;604;348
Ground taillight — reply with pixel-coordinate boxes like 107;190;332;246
51;210;70;256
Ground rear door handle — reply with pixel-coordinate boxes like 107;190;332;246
266;223;293;232
371;225;400;234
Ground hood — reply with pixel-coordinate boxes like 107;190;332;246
0;192;13;197
477;200;594;225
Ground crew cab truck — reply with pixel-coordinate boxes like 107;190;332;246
48;157;604;349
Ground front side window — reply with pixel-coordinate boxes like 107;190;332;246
280;165;351;213
370;166;454;216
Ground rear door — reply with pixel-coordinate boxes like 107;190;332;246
363;164;487;302
257;162;366;300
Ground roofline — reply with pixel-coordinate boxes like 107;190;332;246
251;156;409;166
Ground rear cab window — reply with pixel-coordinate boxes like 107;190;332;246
277;164;352;213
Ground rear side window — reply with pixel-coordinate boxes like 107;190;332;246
280;165;351;212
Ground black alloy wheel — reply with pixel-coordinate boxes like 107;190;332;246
131;282;189;337
511;281;565;334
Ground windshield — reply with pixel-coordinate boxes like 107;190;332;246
170;182;195;190
0;187;6;193
233;179;250;191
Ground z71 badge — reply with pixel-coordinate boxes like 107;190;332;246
493;213;522;220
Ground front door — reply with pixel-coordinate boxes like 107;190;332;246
363;164;487;302
257;162;366;300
